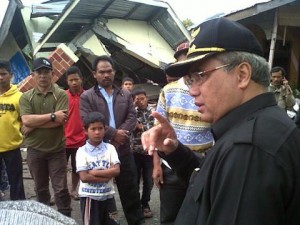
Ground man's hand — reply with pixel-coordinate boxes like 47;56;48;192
141;111;178;155
110;140;120;149
153;165;164;188
282;78;289;86
136;122;144;131
283;78;294;95
55;109;68;124
113;129;130;145
21;125;35;136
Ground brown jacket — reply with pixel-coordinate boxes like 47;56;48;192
80;85;137;156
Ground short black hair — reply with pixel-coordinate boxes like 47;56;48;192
92;55;116;71
122;77;134;85
271;66;286;77
83;112;106;129
0;60;12;73
66;66;82;78
132;88;147;98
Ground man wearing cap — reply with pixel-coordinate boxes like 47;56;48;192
142;17;300;225
20;57;71;216
0;60;26;200
153;42;213;225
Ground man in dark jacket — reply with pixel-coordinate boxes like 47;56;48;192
80;55;144;225
141;18;300;225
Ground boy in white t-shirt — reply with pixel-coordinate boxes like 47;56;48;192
76;112;120;225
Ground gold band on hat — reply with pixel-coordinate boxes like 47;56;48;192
188;46;226;56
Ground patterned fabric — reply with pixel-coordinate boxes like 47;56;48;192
131;106;155;154
0;200;77;225
156;77;213;151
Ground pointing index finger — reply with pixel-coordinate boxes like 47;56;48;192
152;111;169;125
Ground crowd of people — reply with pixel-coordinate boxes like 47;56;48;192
0;17;300;225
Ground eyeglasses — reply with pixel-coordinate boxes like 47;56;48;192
185;64;230;87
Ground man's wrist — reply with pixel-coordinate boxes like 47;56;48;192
50;113;56;122
158;140;179;155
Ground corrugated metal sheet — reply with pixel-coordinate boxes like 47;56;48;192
31;1;69;18
226;0;297;21
35;0;188;49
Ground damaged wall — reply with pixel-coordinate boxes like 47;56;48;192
107;19;175;64
0;32;20;60
73;18;176;67
21;7;54;50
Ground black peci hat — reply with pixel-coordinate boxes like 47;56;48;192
166;17;264;77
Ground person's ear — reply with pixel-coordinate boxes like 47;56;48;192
236;62;252;89
93;71;97;79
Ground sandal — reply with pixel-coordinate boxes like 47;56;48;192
143;207;153;218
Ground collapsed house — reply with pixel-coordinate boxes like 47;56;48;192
0;0;190;100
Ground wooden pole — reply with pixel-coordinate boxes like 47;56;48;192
268;9;278;69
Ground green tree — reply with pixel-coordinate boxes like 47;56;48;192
182;18;194;28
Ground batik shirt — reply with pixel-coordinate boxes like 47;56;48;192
156;77;213;151
131;105;155;154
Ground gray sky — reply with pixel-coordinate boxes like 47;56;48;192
0;0;9;25
167;0;270;24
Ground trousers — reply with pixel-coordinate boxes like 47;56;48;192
115;153;145;225
0;148;25;200
160;164;187;225
27;148;71;214
133;153;154;208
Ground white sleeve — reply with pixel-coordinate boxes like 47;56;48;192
109;145;120;165
76;146;88;172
